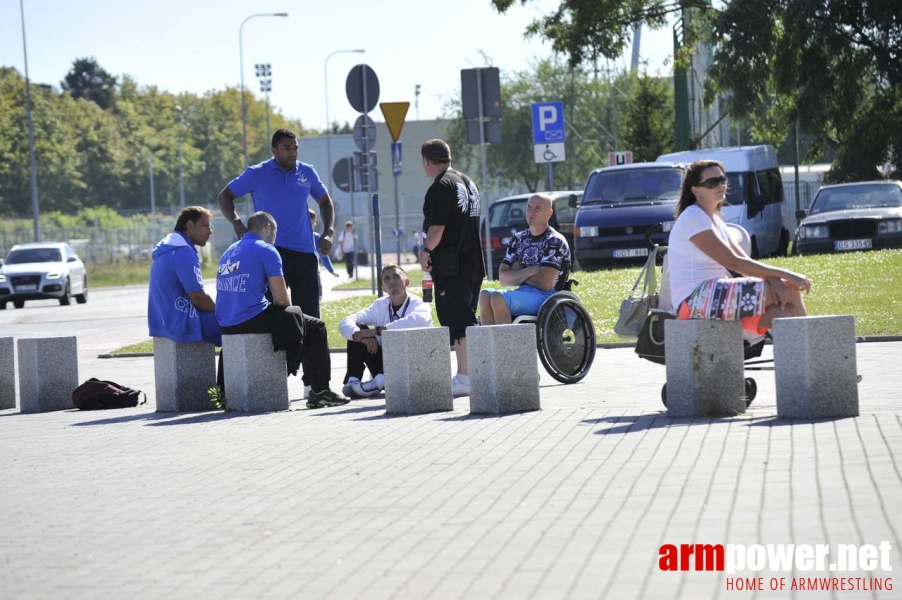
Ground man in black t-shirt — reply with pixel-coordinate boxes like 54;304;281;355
419;139;486;397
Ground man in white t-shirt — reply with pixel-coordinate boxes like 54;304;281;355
338;264;433;398
337;220;357;278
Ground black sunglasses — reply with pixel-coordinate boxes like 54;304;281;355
698;175;728;189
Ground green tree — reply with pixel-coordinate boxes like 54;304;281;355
61;57;117;110
494;0;902;178
708;0;902;180
622;69;674;161
490;0;688;67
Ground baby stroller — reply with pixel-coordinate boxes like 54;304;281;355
633;223;772;407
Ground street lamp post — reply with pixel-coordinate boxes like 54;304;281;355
19;0;41;242
239;12;288;167
174;105;186;209
323;49;365;198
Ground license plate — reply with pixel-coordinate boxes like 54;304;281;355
612;248;649;258
16;284;38;291
834;238;872;251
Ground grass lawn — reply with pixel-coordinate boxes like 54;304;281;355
89;260;218;288
333;270;424;291
105;249;902;354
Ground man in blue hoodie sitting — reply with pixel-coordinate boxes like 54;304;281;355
148;206;223;384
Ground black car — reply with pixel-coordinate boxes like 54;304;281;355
481;191;581;278
793;181;902;255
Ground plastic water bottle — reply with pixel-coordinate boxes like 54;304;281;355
422;271;433;303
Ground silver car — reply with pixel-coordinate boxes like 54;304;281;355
0;242;88;309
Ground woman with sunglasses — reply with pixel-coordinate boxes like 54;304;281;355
668;159;811;335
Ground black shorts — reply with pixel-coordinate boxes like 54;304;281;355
434;272;482;344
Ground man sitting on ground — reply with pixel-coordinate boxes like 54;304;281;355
479;193;571;324
338;264;433;398
215;211;349;409
148;206;223;386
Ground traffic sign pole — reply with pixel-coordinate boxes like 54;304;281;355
477;69;492;279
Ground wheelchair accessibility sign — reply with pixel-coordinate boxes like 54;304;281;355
532;101;566;163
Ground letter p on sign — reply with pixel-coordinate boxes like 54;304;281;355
539;106;557;130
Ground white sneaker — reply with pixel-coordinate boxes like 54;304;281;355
451;375;470;398
350;374;384;399
341;379;360;399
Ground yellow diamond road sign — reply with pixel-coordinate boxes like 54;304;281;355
379;102;410;143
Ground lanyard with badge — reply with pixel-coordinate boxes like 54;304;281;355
389;297;411;323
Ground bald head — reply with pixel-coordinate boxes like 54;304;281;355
525;194;554;234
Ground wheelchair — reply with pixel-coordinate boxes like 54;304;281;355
511;261;596;384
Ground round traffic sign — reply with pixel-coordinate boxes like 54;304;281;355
353;115;376;151
346;64;380;114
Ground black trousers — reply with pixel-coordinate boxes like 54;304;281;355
343;336;384;384
276;247;320;318
222;305;332;391
345;250;356;278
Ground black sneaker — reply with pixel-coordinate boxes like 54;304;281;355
306;388;351;409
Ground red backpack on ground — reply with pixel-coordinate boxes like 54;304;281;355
71;378;147;410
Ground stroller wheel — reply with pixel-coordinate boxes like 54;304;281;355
661;384;667;407
745;377;757;407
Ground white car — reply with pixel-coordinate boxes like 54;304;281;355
0;242;88;309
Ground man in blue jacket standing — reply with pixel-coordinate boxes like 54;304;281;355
216;129;335;319
147;206;223;384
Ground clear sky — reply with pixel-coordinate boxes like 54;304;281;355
2;0;674;129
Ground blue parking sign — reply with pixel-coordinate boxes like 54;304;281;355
532;101;565;144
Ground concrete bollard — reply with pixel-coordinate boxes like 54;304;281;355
467;324;540;414
18;337;79;413
382;327;453;415
153;338;217;412
664;319;746;417
773;315;859;419
0;337;14;410
221;333;289;413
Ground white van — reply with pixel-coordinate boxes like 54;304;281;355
656;145;789;257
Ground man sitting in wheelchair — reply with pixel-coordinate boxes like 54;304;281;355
479;193;572;324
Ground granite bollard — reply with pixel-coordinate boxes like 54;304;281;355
221;333;289;413
773;315;859;418
664;319;746;417
467;324;540;414
153;338;217;412
18;337;78;413
1;337;14;410
382;327;453;415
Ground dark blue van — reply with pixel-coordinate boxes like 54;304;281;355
573;162;685;268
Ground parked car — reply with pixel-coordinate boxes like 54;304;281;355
481;190;581;278
573;162;685;269
0;242;88;309
793;181;902;255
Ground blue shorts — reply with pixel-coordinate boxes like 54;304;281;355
487;285;554;317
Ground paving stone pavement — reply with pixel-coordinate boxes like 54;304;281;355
0;342;900;599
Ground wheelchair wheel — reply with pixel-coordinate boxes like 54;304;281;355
744;377;757;407
536;295;596;384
